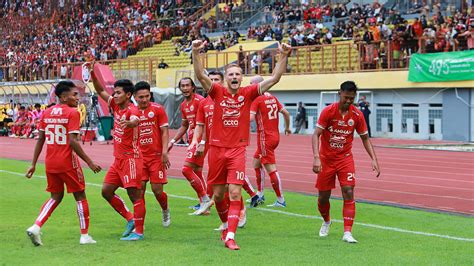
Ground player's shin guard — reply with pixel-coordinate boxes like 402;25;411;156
155;192;168;211
133;199;146;235
76;200;90;234
318;199;331;222
215;197;229;223
35;198;59;227
182;166;206;198
226;200;241;240
243;175;257;197
255;168;265;195
343;200;356;232
108;195;134;221
195;169;206;190
269;171;284;199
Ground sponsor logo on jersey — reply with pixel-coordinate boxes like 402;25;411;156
338;120;347;126
140;138;153;145
51;108;63;116
223;120;239;126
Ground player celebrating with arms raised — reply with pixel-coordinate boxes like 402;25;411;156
192;39;291;250
91;74;146;241
25;81;101;246
134;81;171;227
312;81;380;243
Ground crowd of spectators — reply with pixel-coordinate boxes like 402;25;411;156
0;0;203;81
247;1;473;69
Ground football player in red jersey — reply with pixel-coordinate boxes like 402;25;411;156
250;84;291;207
134;81;171;227
25;80;102;246
192;39;291;250
92;74;146;241
312;81;380;243
169;77;211;211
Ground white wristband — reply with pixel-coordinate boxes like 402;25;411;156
170;139;176;144
200;140;206;145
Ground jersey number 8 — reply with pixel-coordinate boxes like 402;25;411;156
45;125;67;145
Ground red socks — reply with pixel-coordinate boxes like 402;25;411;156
318;199;331;222
254;168;265;193
182;166;206;198
243;175;257;198
108;195;133;221
133;199;146;235
227;200;241;238
214;196;229;223
343;200;356;232
269;170;283;198
155;192;168;211
35;198;59;227
76;200;90;234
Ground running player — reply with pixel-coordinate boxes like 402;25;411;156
250;76;291;207
25;80;102;246
134;81;171;227
169;77;211;211
91;74;146;241
312;81;380;243
192;39;291;250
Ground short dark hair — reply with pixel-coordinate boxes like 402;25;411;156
208;71;224;80
55;80;76;97
34;103;41;108
114;79;134;94
134;81;151;93
19;106;26;110
340;81;358;92
178;77;196;88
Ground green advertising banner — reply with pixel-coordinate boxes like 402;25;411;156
408;50;474;82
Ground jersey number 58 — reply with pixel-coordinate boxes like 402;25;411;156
45;125;67;145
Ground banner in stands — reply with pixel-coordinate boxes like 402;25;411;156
408;51;474;82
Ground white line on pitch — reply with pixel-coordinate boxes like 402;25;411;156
1;169;473;243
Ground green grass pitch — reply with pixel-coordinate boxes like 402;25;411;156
0;158;473;265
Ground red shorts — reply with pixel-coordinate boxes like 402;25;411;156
254;139;279;165
46;167;85;193
184;145;208;167
104;158;143;188
316;157;356;191
207;146;246;185
142;156;167;184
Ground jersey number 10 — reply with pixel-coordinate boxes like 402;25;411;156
45;125;67;145
266;104;278;120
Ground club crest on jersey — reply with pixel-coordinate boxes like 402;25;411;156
148;111;154;118
190;105;194;111
238;95;245;102
121;114;126;120
348;119;354;126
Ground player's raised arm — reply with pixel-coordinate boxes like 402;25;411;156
69;133;101;173
26;131;45;178
360;134;381;177
259;43;291;94
91;71;111;102
191;40;212;92
281;108;291;135
312;127;323;174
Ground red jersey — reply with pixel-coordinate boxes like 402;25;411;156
138;102;169;157
196;96;214;144
208;82;260;148
39;104;81;173
108;97;141;159
180;93;204;144
250;92;283;143
316;103;368;160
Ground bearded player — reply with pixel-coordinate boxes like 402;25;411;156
92;73;146;241
249;75;291;207
193;39;291;250
169;77;212;211
312;81;380;243
134;81;171;227
25;80;101;246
